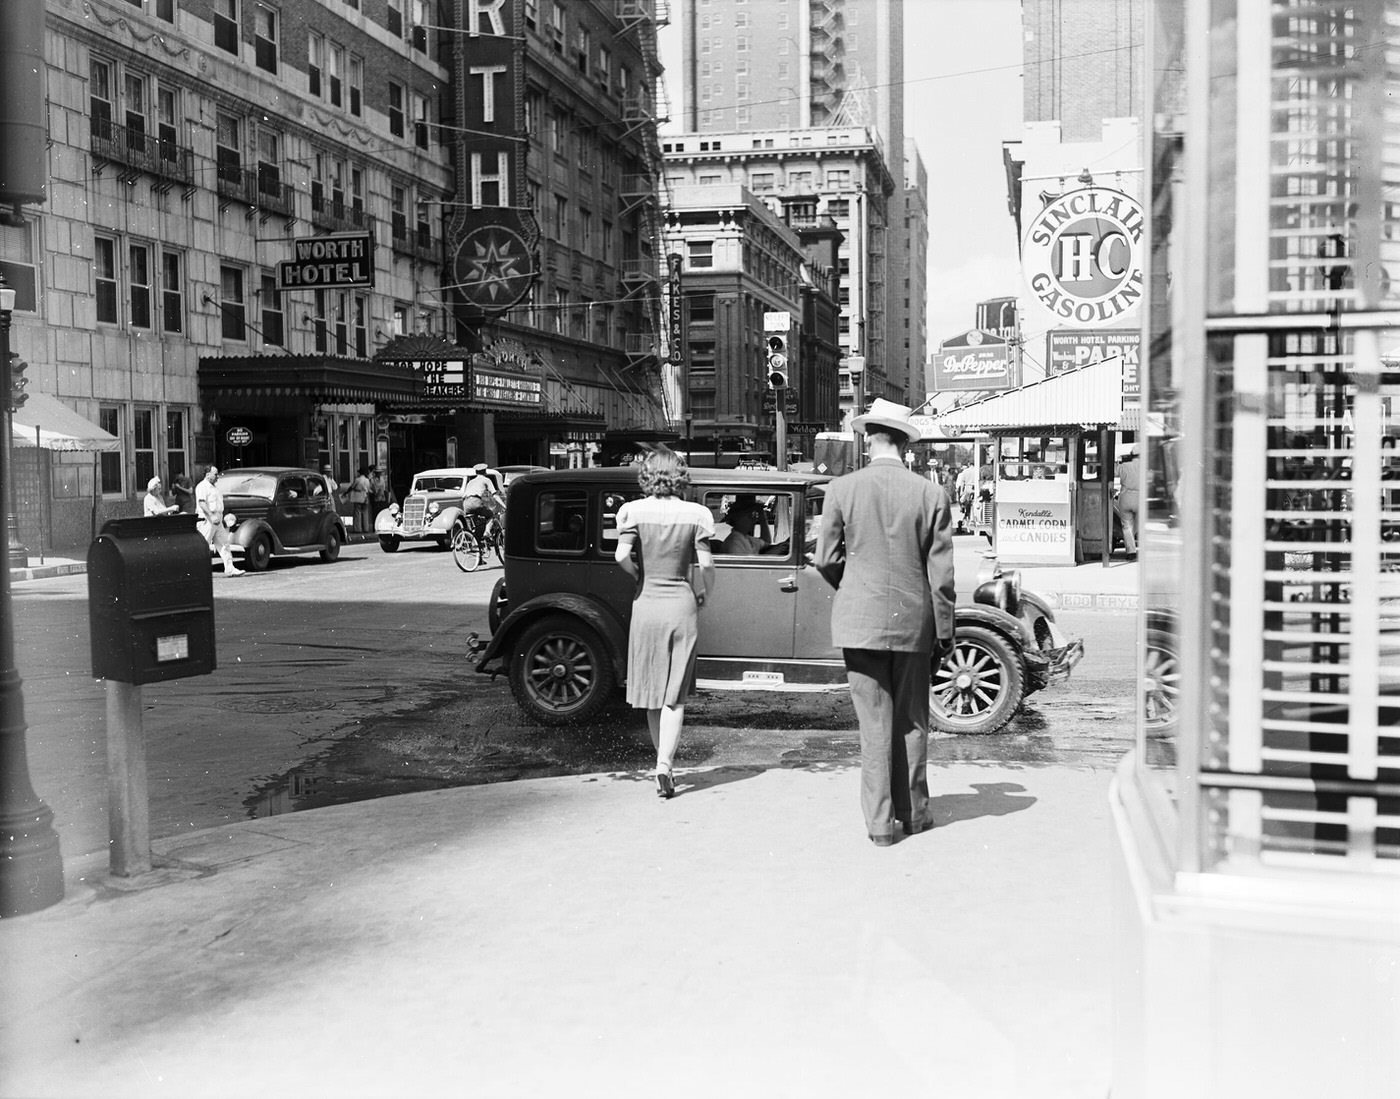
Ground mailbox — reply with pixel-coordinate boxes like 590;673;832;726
88;515;216;684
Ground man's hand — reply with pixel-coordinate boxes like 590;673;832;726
931;635;956;666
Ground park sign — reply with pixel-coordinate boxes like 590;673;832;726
1022;186;1145;329
277;233;375;290
933;329;1016;392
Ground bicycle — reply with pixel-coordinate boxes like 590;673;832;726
452;515;503;572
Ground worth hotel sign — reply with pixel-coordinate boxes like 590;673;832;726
447;0;541;315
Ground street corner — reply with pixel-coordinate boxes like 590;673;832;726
1052;591;1139;613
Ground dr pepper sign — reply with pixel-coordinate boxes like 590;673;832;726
1021;186;1145;328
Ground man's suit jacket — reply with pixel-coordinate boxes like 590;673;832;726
814;457;956;652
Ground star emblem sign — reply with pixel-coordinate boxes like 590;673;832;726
461;229;525;303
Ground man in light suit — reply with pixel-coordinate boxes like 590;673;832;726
815;399;957;846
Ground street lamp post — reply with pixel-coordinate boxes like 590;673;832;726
0;278;63;916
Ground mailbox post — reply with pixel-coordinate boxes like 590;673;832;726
87;516;215;875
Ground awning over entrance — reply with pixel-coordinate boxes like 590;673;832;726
12;392;120;451
493;409;609;442
198;355;424;405
931;356;1128;434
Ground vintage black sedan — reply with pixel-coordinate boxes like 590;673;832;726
215;466;347;570
473;466;1083;734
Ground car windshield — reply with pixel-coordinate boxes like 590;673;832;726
413;476;466;493
216;473;278;499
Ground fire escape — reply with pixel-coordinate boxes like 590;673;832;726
615;0;672;424
808;0;847;125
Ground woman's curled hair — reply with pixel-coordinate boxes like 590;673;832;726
638;447;689;498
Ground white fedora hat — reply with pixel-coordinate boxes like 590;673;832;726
852;397;920;443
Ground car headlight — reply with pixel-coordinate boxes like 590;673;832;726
427;501;440;516
224;513;237;528
389;503;400;516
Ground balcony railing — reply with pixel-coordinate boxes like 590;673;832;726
90;120;194;186
392;225;438;261
311;197;373;234
620;257;658;283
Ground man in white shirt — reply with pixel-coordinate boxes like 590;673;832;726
195;465;243;575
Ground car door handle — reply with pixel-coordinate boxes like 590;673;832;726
778;575;798;592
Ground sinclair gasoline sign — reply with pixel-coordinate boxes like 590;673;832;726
1022;186;1144;329
277;233;374;290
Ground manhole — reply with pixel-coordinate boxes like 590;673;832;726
215;695;340;714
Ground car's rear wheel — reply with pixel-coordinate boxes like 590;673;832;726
320;527;341;563
379;536;400;553
508;614;614;725
245;534;273;572
930;625;1024;735
1142;626;1180;736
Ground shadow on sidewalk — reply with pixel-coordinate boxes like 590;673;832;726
928;781;1037;828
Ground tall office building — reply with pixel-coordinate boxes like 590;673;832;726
675;0;917;406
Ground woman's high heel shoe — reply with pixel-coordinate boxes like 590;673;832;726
655;769;675;799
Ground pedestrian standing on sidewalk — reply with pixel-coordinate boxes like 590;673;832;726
143;476;179;517
1115;443;1141;559
171;472;196;514
613;447;715;799
348;466;372;533
195;465;243;576
369;466;393;519
815;399;956;846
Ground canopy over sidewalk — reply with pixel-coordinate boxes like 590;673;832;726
12;393;120;451
931;356;1129;434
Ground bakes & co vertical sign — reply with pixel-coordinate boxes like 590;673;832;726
1022;186;1145;328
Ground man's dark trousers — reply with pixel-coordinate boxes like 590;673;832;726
844;647;930;838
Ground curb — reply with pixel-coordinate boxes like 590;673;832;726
9;562;87;583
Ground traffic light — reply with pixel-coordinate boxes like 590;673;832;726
7;352;27;411
766;333;788;389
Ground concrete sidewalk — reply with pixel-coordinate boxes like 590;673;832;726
0;760;1116;1098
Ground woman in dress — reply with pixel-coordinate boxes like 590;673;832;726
143;476;178;517
613;448;715;798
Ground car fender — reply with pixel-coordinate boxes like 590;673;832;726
476;593;629;683
430;505;465;533
954;603;1033;649
374;508;399;534
230;517;284;553
317;515;349;543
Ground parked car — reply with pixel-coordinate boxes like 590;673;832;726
471;466;1084;734
493;464;550;488
215;467;347;571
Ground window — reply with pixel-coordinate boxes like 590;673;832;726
575;26;590;73
826;168;851;190
95;237;119;324
535;490;588;553
597;45;610;87
254;5;277;73
356;418;371;475
157;84;179;163
308;33;323;97
411;0;428;51
553;289;567;334
90;59;114;142
388;82;404;138
129;243;152;329
134;409;156;490
257;129;281;198
0;220;38;312
331;290;348;354
827;198;849;218
353;294;368;356
688;294;715;323
698;173;721;185
156;0;174;23
391;186;407;242
313;289;329;352
524;0;537;29
393;301;409;335
687;240;713;268
549;111;565;155
415;192;431;243
328;44;343;107
123;72;147;151
413;92;430;149
99;408;123;494
161;251;183;333
554;194;567;239
166;410;187;482
214;0;238;54
220;266;246;341
387;0;403;38
600;219;612;262
260;273;283;346
580;208;592;251
351;166;365;215
524;93;541;136
216;112;241;183
348;55;363;116
549;3;565;53
750;172;775;193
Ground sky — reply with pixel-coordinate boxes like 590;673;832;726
656;0;1027;383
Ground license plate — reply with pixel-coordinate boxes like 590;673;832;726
742;670;784;685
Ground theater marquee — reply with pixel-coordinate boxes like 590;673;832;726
1022;186;1145;329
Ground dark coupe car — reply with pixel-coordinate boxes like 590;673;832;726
215;466;348;570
